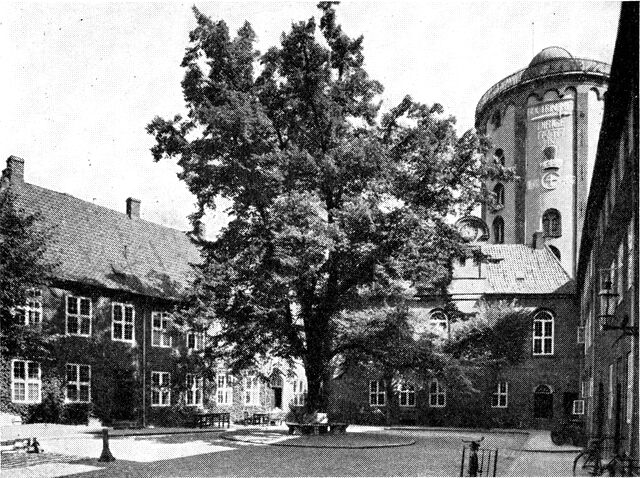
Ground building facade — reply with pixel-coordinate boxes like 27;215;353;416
0;156;306;427
576;3;638;459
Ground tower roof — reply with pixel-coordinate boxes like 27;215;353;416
528;46;574;67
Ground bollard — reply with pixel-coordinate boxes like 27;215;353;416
27;437;41;454
98;428;115;462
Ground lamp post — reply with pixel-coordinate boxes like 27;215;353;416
597;269;638;336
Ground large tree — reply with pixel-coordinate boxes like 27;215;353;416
147;3;509;410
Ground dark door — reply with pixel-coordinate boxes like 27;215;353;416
273;387;283;409
534;385;554;419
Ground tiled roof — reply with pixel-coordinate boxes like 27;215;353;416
9;182;202;299
450;244;574;296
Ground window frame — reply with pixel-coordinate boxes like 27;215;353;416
243;375;260;406
542;209;562;238
491;381;508;408
493;216;504;244
493;183;505;209
151;371;171;407
187;331;205;351
532;310;554;356
572;400;585;415
216;371;233;406
185;373;203;407
151;311;172;348
17;288;43;326
65;295;92;337
369;380;386;407
292;379;306;407
398;381;416;407
429;379;446;408
428;310;449;338
11;359;42;404
111;302;135;343
65;363;91;403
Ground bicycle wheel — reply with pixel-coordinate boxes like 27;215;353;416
574;452;600;476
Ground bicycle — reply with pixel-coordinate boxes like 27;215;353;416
551;418;586;446
573;436;634;476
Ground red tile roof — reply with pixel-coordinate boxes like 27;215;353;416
10;182;202;299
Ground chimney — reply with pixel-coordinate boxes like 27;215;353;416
126;198;141;219
2;156;25;185
532;231;546;249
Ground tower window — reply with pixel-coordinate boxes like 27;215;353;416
493;183;505;208
542;209;562;238
493;217;504;244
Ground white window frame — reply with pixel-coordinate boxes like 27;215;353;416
492;381;508;408
151;371;171;407
243;376;260;406
429;379;446;408
577;326;585;344
111;303;135;343
533;310;554;355
627;352;633;424
628;220;634;290
65;363;91;403
608;364;614;420
17;288;43;325
11;359;41;404
573;400;585;415
617;241;624;302
369;380;386;406
398;381;416;407
66;295;92;337
292;379;306;407
216;371;233;406
187;331;205;351
185;373;203;407
151;312;172;348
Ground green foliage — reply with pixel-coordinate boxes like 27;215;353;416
444;300;533;368
148;4;512;410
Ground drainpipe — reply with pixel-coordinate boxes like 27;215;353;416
142;309;146;428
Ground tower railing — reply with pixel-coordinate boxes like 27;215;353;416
476;58;611;120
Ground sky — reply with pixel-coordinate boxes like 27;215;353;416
1;1;621;238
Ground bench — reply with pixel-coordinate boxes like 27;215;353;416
112;420;140;429
286;422;349;435
194;412;231;428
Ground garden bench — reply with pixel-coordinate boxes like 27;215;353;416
112;420;140;429
194;412;231;428
286;422;349;435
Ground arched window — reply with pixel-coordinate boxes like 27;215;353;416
533;384;554;419
493;216;504;244
548;245;561;260
533;310;554;355
491;110;502;128
429;379;446;407
494;148;505;166
493;183;505;208
542;209;561;238
428;310;449;338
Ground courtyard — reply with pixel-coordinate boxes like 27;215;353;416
1;426;580;477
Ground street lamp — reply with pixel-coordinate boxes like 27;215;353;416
598;268;638;336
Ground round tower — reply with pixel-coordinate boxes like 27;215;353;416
475;47;610;277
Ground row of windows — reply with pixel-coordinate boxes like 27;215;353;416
16;292;204;350
369;380;508;408
11;360;306;408
490;209;562;245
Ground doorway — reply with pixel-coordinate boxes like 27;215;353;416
270;374;283;409
534;384;554;419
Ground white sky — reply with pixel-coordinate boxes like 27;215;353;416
1;1;620;238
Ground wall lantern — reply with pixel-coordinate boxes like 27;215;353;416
598;269;638;336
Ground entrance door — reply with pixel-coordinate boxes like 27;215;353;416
270;374;284;409
534;384;554;419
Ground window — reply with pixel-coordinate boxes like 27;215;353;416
185;374;203;406
617;241;624;301
216;371;233;406
429;379;446;407
66;364;91;403
293;380;306;407
369;380;385;406
572;400;585;415
494;148;505;166
628;220;634;290
627;353;633;424
577;326;585;344
151;371;171;406
493;216;504;244
492;382;508;408
399;382;416;407
533;310;554;355
66;295;91;336
11;360;41;404
187;331;205;351
542;209;561;238
244;376;260;405
608;364;614;420
17;288;43;325
428;310;449;338
493;183;505;208
151;312;172;348
112;303;134;343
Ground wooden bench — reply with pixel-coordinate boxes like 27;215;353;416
286;422;349;435
112;420;140;429
194;412;231;428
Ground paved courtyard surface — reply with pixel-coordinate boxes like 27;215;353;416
0;427;582;477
